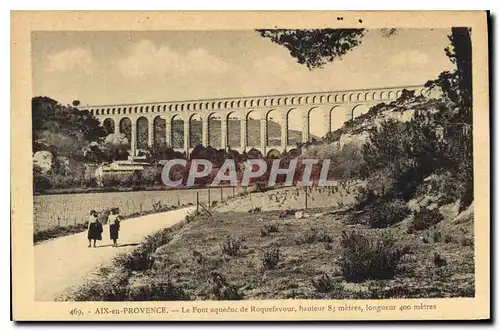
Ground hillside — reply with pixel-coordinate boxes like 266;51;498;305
323;88;441;148
65;190;474;301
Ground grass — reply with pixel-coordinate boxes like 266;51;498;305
33;223;89;244
65;204;474;301
33;204;182;244
34;186;243;244
33;186;244;234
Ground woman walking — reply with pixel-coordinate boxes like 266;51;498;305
87;210;103;248
108;208;121;247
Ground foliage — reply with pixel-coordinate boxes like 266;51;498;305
295;226;333;244
221;236;241;256
409;207;444;232
303;143;364;180
114;228;172;272
127;277;189;301
264;222;279;233
340;230;406;282
102;133;130;161
71;269;129;301
257;29;364;70
361;199;410;229
209;271;244;300
262;246;281;269
311;273;343;293
33;164;52;192
32;96;105;158
33;223;88;244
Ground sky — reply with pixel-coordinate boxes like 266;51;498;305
32;29;456;136
32;29;456;105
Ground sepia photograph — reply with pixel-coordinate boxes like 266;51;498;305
11;11;490;321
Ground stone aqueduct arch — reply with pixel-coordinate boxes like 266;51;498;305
83;85;426;156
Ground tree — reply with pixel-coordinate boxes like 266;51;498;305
103;133;130;161
72;100;81;107
32;96;106;155
257;29;364;70
444;27;472;114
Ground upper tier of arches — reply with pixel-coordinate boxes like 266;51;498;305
83;86;426;117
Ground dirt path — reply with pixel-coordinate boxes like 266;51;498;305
34;206;196;301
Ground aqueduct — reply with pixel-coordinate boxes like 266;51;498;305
81;85;426;158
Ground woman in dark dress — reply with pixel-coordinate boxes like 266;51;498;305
87;210;103;248
108;208;121;247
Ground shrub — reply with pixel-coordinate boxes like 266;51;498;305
114;247;154;272
311;273;343;293
128;278;189;301
248;207;262;213
209;271;244;300
264;223;279;233
192;250;206;264
365;199;410;228
115;228;172;272
295;227;332;245
409;207;444;232
143;228;173;252
185;211;200;223
221;236;241;256
340;230;406;282
433;252;447;268
71;270;129;301
262;246;281;269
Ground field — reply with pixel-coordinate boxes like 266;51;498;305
65;187;474;301
33;187;245;233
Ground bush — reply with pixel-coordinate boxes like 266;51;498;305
71;270;129;301
142;228;173;252
262;246;281;269
209;271;244;300
185;211;200;223
33;165;52;192
114;247;154;272
311;273;343;293
128;277;189;301
264;223;279;233
114;228;172;272
409;207;444;232
365;199;410;228
340;230;406;282
221;236;241;256
295;227;332;245
192;250;206;264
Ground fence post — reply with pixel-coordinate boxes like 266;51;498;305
232;186;235;197
74;217;77;226
220;187;223;201
304;187;308;210
196;192;199;214
140;203;143;215
208;188;211;208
